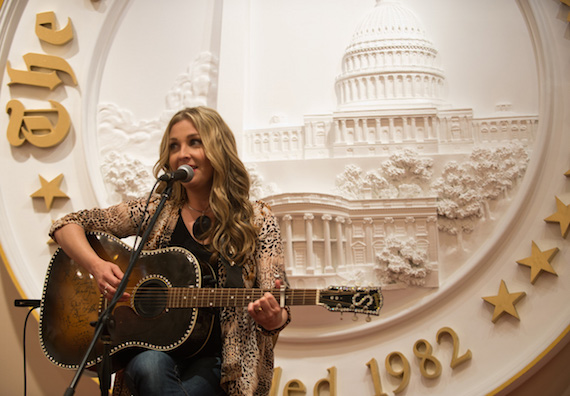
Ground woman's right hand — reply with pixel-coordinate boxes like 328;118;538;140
53;224;130;301
89;257;130;301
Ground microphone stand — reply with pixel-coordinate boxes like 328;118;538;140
64;182;174;396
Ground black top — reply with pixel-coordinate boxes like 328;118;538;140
169;213;222;359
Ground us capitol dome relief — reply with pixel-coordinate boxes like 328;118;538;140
98;0;537;291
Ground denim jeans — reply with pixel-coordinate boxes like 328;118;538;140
124;350;225;396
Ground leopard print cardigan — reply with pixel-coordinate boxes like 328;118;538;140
50;196;291;395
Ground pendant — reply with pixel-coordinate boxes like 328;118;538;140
193;215;211;239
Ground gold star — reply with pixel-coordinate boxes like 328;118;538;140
482;280;526;323
544;196;570;238
30;174;69;210
516;241;559;284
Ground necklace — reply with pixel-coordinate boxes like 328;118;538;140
187;203;211;239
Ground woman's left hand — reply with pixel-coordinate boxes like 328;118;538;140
248;279;289;331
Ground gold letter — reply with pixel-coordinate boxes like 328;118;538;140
269;367;282;396
313;367;336;396
6;100;71;148
36;11;73;45
284;379;306;396
7;53;77;90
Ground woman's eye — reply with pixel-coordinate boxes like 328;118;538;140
190;139;202;146
169;142;179;150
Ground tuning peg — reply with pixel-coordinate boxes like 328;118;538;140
366;315;371;323
352;313;358;321
340;312;343;321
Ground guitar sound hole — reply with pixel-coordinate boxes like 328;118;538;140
133;279;168;318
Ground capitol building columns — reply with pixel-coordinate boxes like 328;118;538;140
303;213;315;275
322;214;334;273
335;216;347;272
282;214;295;273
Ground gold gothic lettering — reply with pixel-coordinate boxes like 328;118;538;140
35;11;73;45
272;367;337;396
5;11;76;148
270;328;471;395
269;367;283;396
6;100;71;147
313;367;337;396
284;379;306;395
7;53;77;90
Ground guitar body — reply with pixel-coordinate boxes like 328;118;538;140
39;232;384;372
39;232;215;371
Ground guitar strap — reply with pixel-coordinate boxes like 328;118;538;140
221;257;244;288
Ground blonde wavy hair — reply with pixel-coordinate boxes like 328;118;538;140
153;107;257;265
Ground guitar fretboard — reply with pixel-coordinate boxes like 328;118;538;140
166;288;318;308
130;285;380;314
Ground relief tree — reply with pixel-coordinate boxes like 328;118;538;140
431;161;483;250
379;148;434;197
374;236;431;286
336;164;365;199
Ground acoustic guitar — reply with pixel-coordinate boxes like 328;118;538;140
39;231;382;372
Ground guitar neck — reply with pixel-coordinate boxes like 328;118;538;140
167;288;316;308
136;285;381;315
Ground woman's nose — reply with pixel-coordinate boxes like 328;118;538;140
179;144;191;158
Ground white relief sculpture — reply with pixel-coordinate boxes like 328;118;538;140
93;2;535;292
163;52;219;122
374;236;431;287
335;164;366;200
98;103;164;163
379;148;434;195
253;0;535;290
247;164;279;201
100;151;155;202
342;269;370;288
431;142;529;250
264;193;439;289
335;148;434;200
264;139;527;287
332;141;528;252
242;1;537;162
366;171;398;199
98;52;219;203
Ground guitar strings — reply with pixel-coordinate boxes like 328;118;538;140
102;288;363;308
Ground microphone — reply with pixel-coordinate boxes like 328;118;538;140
158;165;194;182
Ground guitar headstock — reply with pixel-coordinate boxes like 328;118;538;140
318;286;383;316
